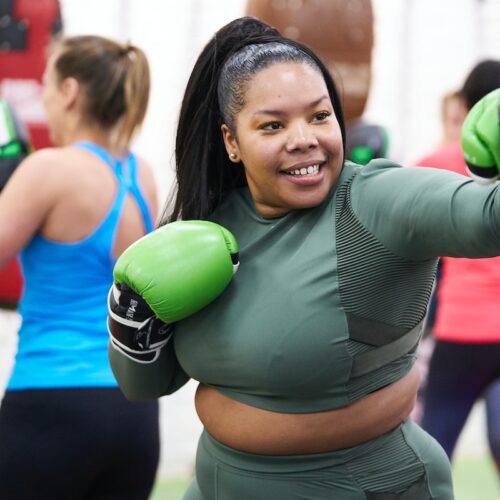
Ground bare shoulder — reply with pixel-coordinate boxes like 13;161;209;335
21;145;106;181
7;148;64;190
16;147;72;177
25;146;71;164
0;147;77;223
0;148;67;264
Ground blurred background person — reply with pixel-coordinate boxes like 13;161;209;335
0;34;160;499
415;59;500;477
410;88;468;423
439;90;468;147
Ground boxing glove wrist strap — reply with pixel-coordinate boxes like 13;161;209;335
107;284;173;364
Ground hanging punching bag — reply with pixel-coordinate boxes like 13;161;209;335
245;0;374;124
0;0;62;308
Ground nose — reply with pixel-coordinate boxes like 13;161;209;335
285;122;319;152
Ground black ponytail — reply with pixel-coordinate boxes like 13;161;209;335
162;16;345;223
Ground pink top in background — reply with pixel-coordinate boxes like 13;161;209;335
417;141;500;343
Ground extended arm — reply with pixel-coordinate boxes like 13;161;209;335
350;89;500;261
350;161;500;260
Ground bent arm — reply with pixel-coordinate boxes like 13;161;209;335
109;337;190;401
351;160;500;260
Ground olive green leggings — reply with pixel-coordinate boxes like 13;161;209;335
183;419;453;500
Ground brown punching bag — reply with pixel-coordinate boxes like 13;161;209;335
245;0;374;125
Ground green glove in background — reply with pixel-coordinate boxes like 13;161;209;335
0;99;32;191
462;88;500;184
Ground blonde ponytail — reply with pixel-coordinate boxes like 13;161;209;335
53;35;151;153
115;43;150;152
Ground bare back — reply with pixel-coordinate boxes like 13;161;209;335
0;145;158;268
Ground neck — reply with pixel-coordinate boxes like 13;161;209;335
60;123;123;156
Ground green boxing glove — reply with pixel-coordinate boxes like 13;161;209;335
462;88;500;184
114;220;239;323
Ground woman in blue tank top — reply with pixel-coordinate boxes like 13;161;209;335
0;35;159;500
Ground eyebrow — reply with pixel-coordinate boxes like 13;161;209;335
253;95;330;117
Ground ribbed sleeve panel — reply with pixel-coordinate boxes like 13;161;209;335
335;178;437;329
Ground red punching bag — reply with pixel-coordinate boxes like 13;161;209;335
0;0;62;308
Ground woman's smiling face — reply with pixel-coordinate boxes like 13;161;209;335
222;61;344;218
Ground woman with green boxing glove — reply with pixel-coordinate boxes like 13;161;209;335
109;17;500;500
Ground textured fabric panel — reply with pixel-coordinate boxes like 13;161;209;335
346;426;425;492
347;314;408;345
346;348;415;401
350;321;423;378
346;338;374;356
335;178;438;330
365;476;431;499
192;420;452;499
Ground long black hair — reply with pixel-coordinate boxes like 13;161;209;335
460;59;500;110
162;16;345;223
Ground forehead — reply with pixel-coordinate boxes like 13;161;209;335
242;61;329;110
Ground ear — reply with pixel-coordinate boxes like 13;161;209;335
221;124;240;163
60;77;80;110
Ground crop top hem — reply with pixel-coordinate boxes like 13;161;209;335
208;355;415;414
212;386;350;413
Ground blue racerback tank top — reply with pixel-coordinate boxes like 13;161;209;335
8;142;154;389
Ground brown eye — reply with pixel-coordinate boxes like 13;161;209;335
261;121;283;131
313;111;330;122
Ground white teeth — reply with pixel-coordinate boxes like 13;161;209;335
286;164;319;176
